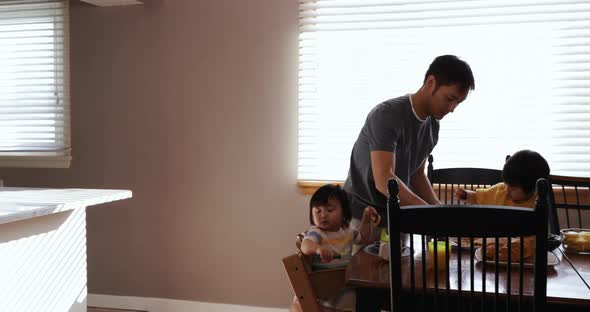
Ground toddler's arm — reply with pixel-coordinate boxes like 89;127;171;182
300;239;318;256
358;206;379;244
301;235;333;263
455;188;476;204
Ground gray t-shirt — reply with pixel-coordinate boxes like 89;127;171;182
343;95;439;220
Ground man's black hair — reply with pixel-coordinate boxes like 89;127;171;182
424;55;475;93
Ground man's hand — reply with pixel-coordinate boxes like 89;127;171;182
370;151;429;206
409;158;440;205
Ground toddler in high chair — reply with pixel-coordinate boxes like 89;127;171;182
291;184;379;311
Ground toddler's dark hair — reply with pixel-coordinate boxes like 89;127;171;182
502;150;550;194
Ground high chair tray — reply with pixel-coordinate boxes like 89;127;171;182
311;256;351;270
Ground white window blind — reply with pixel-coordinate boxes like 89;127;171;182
298;0;590;181
0;0;70;168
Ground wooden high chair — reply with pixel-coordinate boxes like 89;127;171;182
282;233;350;312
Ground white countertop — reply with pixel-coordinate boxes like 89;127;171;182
0;187;132;225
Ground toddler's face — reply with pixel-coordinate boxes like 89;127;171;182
506;184;533;203
312;197;344;232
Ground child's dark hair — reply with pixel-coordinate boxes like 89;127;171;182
424;55;475;94
309;184;351;226
502;150;550;195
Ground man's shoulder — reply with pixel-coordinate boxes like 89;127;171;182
367;95;411;122
374;95;411;112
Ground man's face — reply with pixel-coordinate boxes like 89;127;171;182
426;78;469;120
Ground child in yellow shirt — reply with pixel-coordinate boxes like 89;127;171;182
455;150;550;261
456;150;550;207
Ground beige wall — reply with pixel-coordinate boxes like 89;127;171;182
0;0;307;308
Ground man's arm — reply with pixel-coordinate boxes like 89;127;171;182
410;159;442;205
371;151;429;206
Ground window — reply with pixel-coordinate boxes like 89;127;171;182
0;0;70;168
298;1;590;181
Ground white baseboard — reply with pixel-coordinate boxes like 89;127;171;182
88;294;288;312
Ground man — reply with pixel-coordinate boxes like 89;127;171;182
344;55;475;233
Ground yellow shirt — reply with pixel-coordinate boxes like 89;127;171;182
475;183;536;260
475;183;536;208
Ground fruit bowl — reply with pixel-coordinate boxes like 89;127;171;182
561;228;590;252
